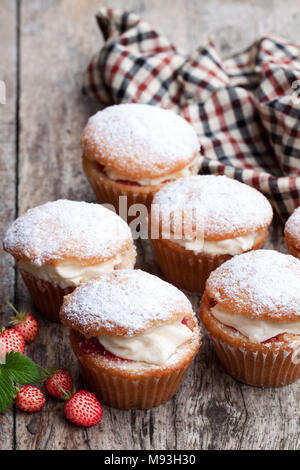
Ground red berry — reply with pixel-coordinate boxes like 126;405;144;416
44;368;73;399
12;313;38;344
78;334;126;361
1;299;38;344
0;328;26;357
15;385;46;413
115;179;142;187
64;390;103;427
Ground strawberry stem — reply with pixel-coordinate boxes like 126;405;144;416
55;381;73;400
39;366;58;381
13;386;20;400
1;298;24;322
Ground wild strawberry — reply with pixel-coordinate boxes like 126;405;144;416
64;390;103;427
0;328;26;357
11;313;38;344
15;385;46;413
1;298;38;343
44;368;73;399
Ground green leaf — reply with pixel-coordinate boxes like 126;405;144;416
0;353;46;414
0;371;14;413
2;352;42;384
39;366;58;382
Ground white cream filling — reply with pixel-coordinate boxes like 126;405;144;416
17;253;131;289
98;320;193;365
167;230;263;255
104;155;201;186
211;305;300;343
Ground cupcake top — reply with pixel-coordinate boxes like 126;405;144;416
60;269;194;337
206;250;300;322
285;207;300;251
81;104;199;181
151;175;273;241
3;200;134;266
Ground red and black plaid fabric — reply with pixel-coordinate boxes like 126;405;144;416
83;8;300;220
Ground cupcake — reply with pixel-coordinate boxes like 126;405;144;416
150;175;273;293
3;200;136;322
60;269;200;409
81;104;200;220
285;206;300;258
200;250;300;387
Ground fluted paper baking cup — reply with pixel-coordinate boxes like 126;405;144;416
77;356;190;409
84;165;155;221
211;336;300;387
151;238;231;294
20;270;74;323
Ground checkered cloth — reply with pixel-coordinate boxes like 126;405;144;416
83;8;300;220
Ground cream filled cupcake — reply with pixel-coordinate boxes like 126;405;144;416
150;175;273;293
60;270;200;409
200;250;300;387
81;104;200;219
285;207;300;258
3;200;136;322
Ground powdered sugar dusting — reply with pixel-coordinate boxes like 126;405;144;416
81;104;199;177
285;206;300;248
153;175;273;238
3;200;133;266
61;270;193;335
207;250;300;318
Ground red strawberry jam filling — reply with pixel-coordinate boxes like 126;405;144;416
78;334;128;362
115;179;142;187
96;162;175;186
77;318;193;361
96;162;141;186
209;299;286;344
262;333;286;344
96;162;105;172
181;316;194;330
209;299;217;308
115;178;174;186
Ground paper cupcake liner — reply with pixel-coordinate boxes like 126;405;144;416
20;271;74;323
151;239;230;294
77;356;190;409
84;168;155;222
211;336;300;387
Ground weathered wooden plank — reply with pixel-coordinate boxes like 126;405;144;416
173;219;298;451
0;0;18;451
10;0;300;450
15;0;197;451
15;0;100;450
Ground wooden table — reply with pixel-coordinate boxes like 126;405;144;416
1;0;299;451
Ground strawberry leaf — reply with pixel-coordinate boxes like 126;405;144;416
2;352;42;384
0;371;14;413
39;366;58;382
0;353;46;413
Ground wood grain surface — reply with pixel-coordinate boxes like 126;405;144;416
0;0;299;450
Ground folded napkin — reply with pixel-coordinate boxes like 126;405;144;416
83;8;300;220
